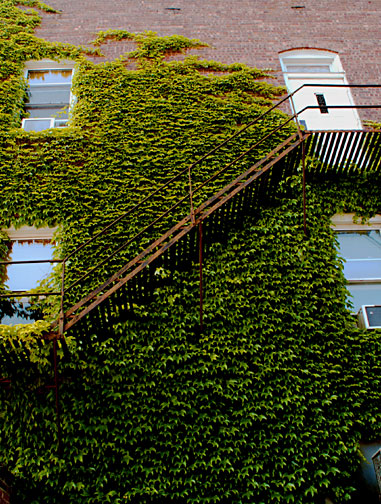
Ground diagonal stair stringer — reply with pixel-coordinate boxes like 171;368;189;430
57;131;308;335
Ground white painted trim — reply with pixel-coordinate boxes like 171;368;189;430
24;59;75;72
23;60;76;131
279;49;362;130
21;117;55;130
331;213;381;231
5;226;58;241
279;49;343;73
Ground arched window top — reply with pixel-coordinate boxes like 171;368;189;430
279;49;344;75
278;49;361;130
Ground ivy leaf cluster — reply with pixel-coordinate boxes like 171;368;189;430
0;2;379;504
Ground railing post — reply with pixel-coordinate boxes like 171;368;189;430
188;164;196;225
302;139;307;235
53;338;62;454
59;260;65;337
198;221;203;333
289;91;304;140
56;259;65;454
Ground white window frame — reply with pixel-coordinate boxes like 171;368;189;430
6;225;58;242
22;59;75;132
4;225;58;291
1;226;58;325
331;213;381;314
279;49;362;130
279;49;345;78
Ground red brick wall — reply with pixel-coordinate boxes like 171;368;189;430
34;0;381;121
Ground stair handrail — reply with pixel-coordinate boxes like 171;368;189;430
1;83;381;330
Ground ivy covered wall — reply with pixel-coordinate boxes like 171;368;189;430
0;2;380;503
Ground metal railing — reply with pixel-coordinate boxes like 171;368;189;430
1;83;381;335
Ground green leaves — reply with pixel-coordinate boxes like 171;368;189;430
0;2;380;504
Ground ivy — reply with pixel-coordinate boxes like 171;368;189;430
0;1;379;503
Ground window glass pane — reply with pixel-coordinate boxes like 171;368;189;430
23;119;52;132
335;230;381;312
27;86;71;106
27;69;72;85
27;106;68;119
336;231;381;259
6;241;54;291
347;284;381;312
344;259;381;280
0;301;34;326
23;66;73;131
54;119;68;128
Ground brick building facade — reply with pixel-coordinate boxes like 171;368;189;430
1;2;380;503
34;0;381;118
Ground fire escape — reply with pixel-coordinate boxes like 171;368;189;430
1;84;381;445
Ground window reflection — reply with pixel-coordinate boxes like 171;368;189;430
27;69;72;84
6;241;54;291
336;231;381;312
1;229;56;325
22;64;73;131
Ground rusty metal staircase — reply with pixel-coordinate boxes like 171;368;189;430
53;130;381;340
55;131;306;337
2;85;381;341
2;85;381;450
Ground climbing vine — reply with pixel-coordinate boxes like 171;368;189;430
0;1;380;504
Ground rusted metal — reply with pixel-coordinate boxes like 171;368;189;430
59;134;304;330
42;331;61;340
63;164;191;263
61;217;194;321
65;188;192;294
0;377;11;390
192;128;299;200
64;138;306;331
198;221;203;334
59;260;65;337
289;91;304;140
62;223;194;331
0;259;62;265
193;134;302;215
53;339;61;453
188;163;196;225
2;84;381;339
302;140;307;235
0;291;61;298
196;137;308;224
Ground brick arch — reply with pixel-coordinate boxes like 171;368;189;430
278;47;339;55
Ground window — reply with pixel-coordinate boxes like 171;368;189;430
332;214;381;313
1;226;57;325
22;60;74;132
279;49;362;130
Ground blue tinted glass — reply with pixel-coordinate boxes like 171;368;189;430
336;231;381;312
343;259;381;280
346;284;381;312
27;69;72;85
23;119;52;132
0;301;34;325
336;231;381;259
6;241;53;291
